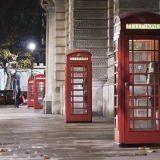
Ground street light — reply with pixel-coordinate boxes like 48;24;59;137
28;43;36;78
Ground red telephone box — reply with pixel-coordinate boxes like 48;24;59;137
34;74;45;109
65;50;92;122
27;78;34;107
114;12;160;145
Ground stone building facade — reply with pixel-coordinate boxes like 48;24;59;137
41;0;160;117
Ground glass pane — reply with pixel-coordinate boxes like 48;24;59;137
134;120;154;130
147;74;154;84
129;52;132;61
134;75;147;84
115;96;118;106
148;86;153;95
148;62;154;72
72;103;83;108
134;109;154;118
134;97;147;106
134;86;146;96
133;52;151;61
129;64;132;73
130;109;133;117
114;51;118;61
129;86;132;95
155;62;159;72
115;74;118;83
130;120;133;130
155;51;159;61
133;40;151;50
72;97;84;102
129;98;132;106
114;63;118;72
114;85;118;95
156;109;159;118
156;74;159;84
129;40;132;50
134;64;148;73
71;91;83;96
155;40;159;50
72;78;83;83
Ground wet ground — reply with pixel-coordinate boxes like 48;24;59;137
0;105;160;160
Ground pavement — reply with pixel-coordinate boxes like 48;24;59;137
0;105;160;160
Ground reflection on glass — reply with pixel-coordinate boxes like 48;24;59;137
129;40;132;50
133;40;151;50
129;86;132;95
134;109;153;118
114;52;118;61
134;75;147;84
115;74;118;83
133;52;151;61
134;97;147;106
155;51;159;61
130;109;133;117
129;64;132;73
134;86;146;96
156;74;159;84
147;74;154;84
115;96;118;106
129;98;132;106
134;120;154;130
129;52;132;61
155;62;159;72
130;120;133;130
134;64;148;73
155;40;159;50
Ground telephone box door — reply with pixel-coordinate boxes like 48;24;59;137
27;78;34;107
65;50;92;122
34;74;45;109
125;37;160;144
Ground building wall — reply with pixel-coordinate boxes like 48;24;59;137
42;0;160;117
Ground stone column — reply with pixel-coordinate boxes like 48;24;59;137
43;3;56;114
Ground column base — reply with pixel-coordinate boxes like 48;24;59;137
43;100;52;114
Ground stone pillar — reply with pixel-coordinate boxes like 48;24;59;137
103;0;114;118
42;2;56;114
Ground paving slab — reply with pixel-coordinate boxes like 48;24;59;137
0;105;159;160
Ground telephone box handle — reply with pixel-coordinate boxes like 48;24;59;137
125;82;128;88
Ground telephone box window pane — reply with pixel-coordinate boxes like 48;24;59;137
155;40;159;50
156;97;159;106
147;74;154;84
134;75;147;84
133;41;151;50
129;64;132;73
114;85;118;95
134;97;147;106
134;86;147;96
133;52;151;61
130;109;133;117
73;109;84;114
72;78;83;83
134;109;149;117
114;63;118;72
115;96;118;106
114;52;118;61
114;74;118;83
73;97;84;102
130;120;133;130
134;64;148;73
129;52;132;61
129;40;132;50
155;51;159;61
129;98;132;106
72;91;83;96
156;74;159;84
134;120;154;130
129;86;132;96
147;86;153;95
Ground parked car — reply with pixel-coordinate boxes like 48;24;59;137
0;90;23;105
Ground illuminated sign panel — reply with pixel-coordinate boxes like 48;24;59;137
70;57;88;60
126;24;160;29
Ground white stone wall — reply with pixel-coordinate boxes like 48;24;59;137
0;63;45;91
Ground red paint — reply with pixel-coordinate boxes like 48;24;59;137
65;50;92;122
